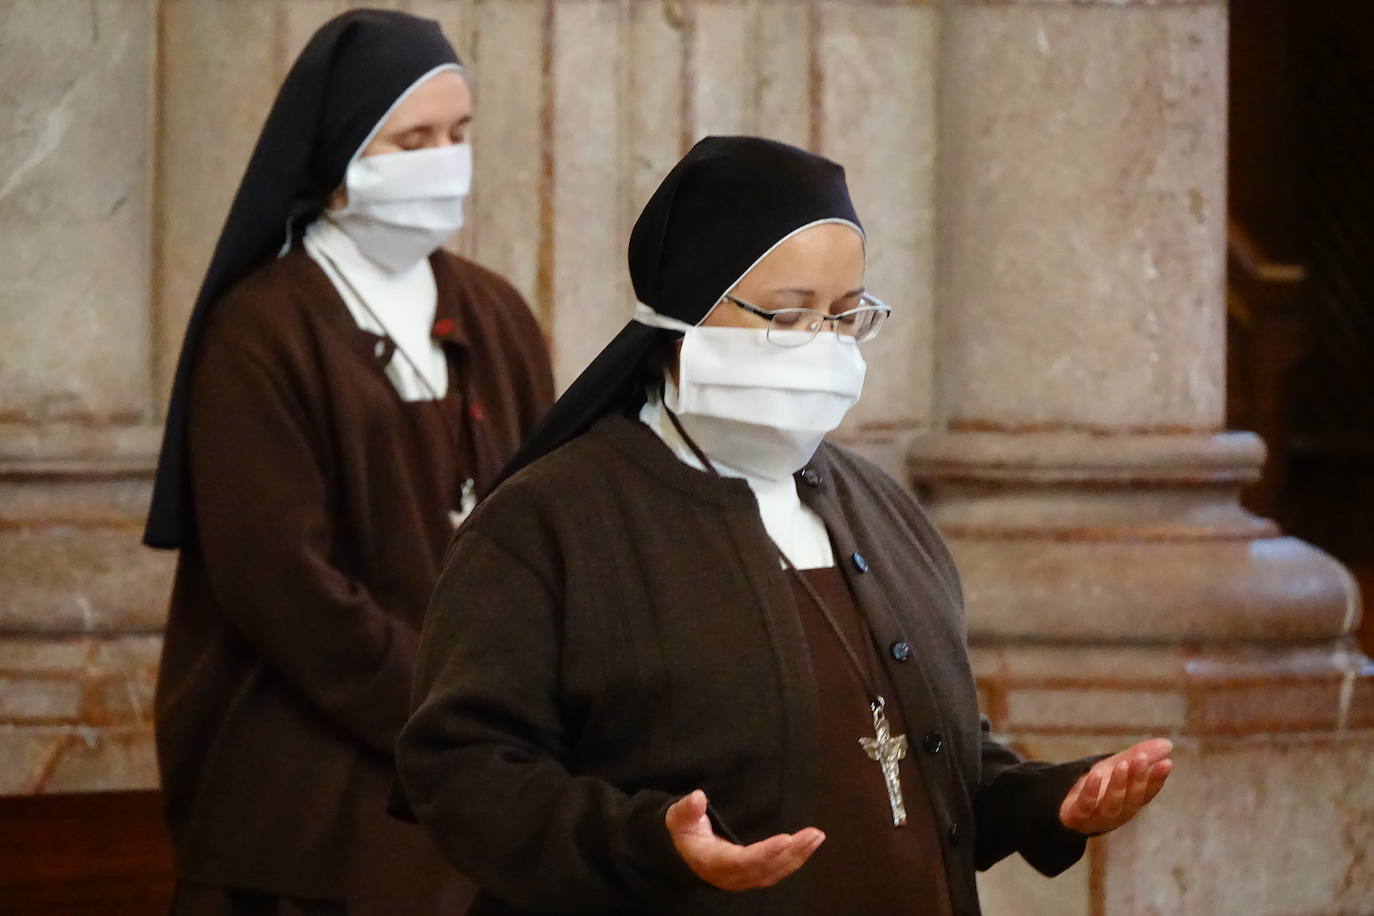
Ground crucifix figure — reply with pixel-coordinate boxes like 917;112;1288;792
859;696;909;826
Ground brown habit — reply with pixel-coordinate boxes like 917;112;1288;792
790;566;954;916
154;247;553;904
398;415;1099;916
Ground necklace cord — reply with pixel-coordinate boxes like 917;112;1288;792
313;246;472;500
663;396;884;704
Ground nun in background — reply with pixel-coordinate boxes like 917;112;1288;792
146;10;553;914
397;137;1173;916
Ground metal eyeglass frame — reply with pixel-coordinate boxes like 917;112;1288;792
721;292;892;346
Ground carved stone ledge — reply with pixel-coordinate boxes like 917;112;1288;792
973;641;1374;736
910;430;1360;642
958;0;1224;6
0;423;161;471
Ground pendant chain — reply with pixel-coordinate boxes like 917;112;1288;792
313;247;471;505
663;400;884;705
665;396;912;827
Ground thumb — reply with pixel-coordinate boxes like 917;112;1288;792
666;790;709;835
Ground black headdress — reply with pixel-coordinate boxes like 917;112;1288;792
145;9;462;548
494;135;861;485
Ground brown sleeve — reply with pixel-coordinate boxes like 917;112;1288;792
187;333;417;757
972;719;1107;875
397;523;710;912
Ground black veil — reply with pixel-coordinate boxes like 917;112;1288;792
145;10;462;548
493;135;861;487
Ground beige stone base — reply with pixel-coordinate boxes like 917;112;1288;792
0;635;160;794
979;731;1374;916
973;642;1374;914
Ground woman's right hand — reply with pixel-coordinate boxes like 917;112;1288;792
665;790;825;891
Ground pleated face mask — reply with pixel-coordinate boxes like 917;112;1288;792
331;142;472;272
665;324;867;479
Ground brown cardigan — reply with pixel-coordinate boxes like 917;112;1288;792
154;247;553;899
398;414;1097;916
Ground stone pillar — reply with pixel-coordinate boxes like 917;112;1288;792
913;2;1374;912
0;1;172;795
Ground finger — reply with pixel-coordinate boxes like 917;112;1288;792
677;833;762;891
1061;766;1098;824
1121;753;1154;814
665;790;710;836
733;831;813;872
1099;759;1132;822
1077;759;1127;832
1139;759;1173;807
1074;766;1107;816
1127;737;1174;765
705;832;805;891
752;831;826;888
1060;766;1099;830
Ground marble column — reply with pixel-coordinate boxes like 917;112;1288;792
913;2;1374;912
0;0;172;795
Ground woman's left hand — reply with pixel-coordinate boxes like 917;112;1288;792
1058;737;1174;835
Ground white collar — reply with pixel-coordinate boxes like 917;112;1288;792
639;382;835;569
303;217;447;402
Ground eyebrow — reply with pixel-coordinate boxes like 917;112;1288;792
389;114;473;138
769;287;866;300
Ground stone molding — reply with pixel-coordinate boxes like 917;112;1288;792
959;0;1224;6
973;642;1374;737
0;636;160;795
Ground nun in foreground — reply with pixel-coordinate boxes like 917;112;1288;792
397;137;1172;915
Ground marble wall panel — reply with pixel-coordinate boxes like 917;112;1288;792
1100;735;1374;914
937;4;1228;431
0;0;155;426
817;1;939;467
548;0;633;388
155;0;291;403
464;0;546;316
0;635;161;794
0;527;174;633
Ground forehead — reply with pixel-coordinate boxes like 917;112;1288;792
742;222;865;283
378;69;471;133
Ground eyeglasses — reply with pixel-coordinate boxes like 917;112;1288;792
722;293;892;347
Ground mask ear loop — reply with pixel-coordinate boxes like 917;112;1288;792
632;302;697;333
662;388;720;479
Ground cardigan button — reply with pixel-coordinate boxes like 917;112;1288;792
947;823;962;847
851;552;870;574
889;641;912;662
922;731;945;755
798;467;823;488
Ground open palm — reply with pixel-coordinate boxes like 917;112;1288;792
1059;738;1174;835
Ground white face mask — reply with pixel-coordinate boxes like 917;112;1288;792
666;326;867;480
331;143;472;273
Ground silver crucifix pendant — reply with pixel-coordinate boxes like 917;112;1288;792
859;696;908;826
